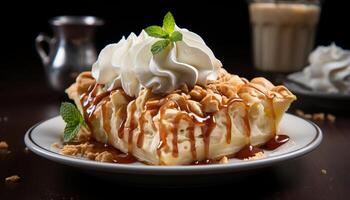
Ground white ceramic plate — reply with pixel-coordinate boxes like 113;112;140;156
24;114;322;175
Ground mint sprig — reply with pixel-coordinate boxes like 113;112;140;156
169;31;182;42
60;102;87;142
163;12;175;34
144;26;168;38
151;39;170;55
144;12;183;55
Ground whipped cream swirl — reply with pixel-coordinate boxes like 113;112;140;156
288;43;350;94
92;26;222;97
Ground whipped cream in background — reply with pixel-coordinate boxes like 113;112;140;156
288;43;350;94
92;25;222;97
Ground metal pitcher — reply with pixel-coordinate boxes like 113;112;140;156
35;16;104;92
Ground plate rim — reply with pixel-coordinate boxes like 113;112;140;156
24;114;323;175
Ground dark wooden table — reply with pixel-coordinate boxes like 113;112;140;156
1;62;349;200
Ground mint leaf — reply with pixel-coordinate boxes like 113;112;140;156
145;25;168;38
170;31;182;42
63;123;81;142
163;12;175;34
60;102;81;125
151;39;170;55
144;12;183;55
60;102;86;142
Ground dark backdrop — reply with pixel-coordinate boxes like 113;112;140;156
1;0;349;86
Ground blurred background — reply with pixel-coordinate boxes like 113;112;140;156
0;0;349;94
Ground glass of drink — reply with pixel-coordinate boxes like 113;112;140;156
249;0;321;73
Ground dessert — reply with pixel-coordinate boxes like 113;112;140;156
288;43;350;94
62;12;296;165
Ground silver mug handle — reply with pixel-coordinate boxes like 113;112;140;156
35;33;53;66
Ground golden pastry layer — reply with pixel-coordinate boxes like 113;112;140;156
66;69;296;165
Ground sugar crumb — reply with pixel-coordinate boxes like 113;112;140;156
327;114;336;123
219;156;228;164
303;114;312;119
51;142;62;149
5;175;20;183
313;113;325;121
295;109;335;123
321;169;327;175
0;141;8;149
24;147;30;154
295;109;304;117
244;152;265;160
95;151;114;163
0;116;8;122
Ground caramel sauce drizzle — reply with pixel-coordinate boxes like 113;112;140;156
79;83;135;150
136;111;146;148
101;102;112;144
153;95;217;161
126;102;137;152
172;112;195;158
188;125;197;160
80;84;109;128
117;105;127;139
224;108;232;144
235;145;263;160
261;134;290;150
225;98;250;137
247;83;277;135
157;100;177;158
78;83;138;164
201;115;216;158
78;76;288;164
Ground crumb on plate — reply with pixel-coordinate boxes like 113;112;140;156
60;142;93;156
313;113;325;121
95;151;114;163
295;109;336;123
244;152;265;161
327;114;336;123
219;156;228;164
5;175;20;183
303;114;312;119
321;169;327;175
295;109;304;117
0;141;8;149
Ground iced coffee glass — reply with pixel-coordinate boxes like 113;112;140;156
249;0;321;73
